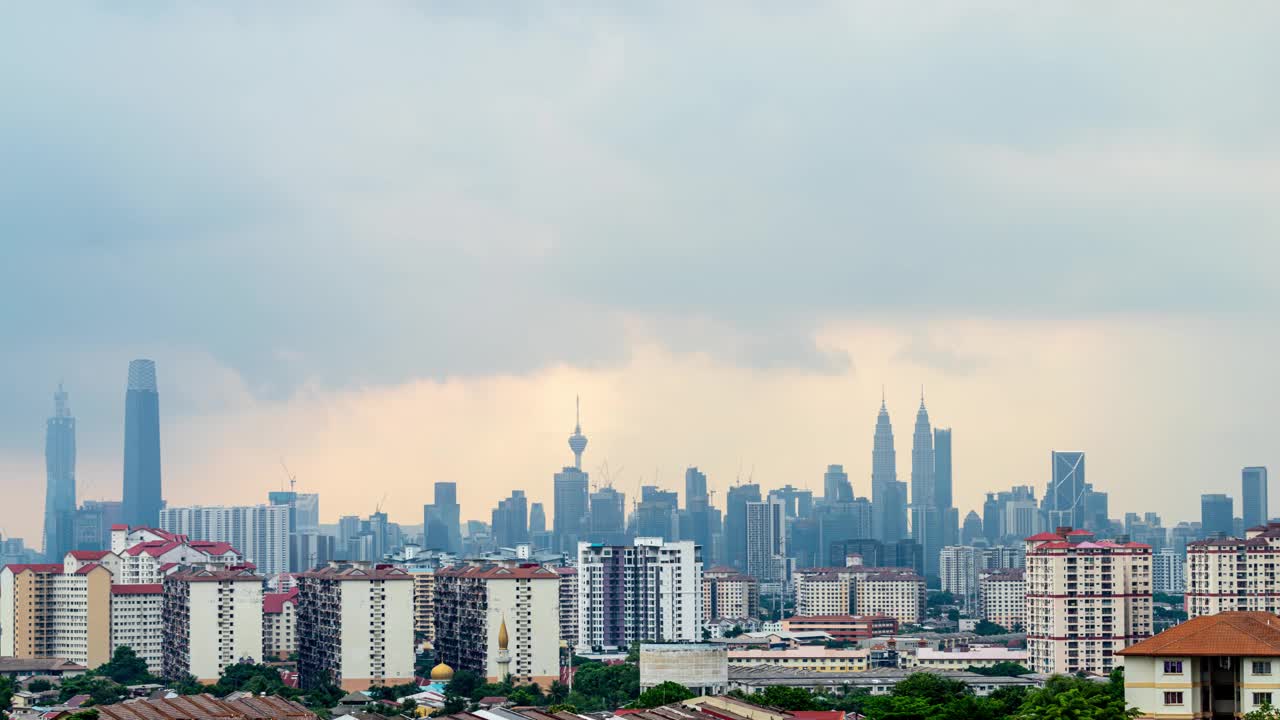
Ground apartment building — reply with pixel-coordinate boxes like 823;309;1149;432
296;564;413;690
159;505;289;576
409;569;435;645
110;584;164;674
263;588;298;660
1025;528;1153;675
1119;612;1280;719
109;527;243;585
556;567;577;650
1185;524;1280;618
704;569;760;622
852;571;926;625
576;539;703;652
939;546;979;602
433;562;561;686
161;568;264;683
1152;549;1185;595
977;569;1025;629
780;614;897;641
0;563;112;668
793;568;853;616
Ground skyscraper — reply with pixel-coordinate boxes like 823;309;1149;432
934;428;958;545
682;467;714;564
587;486;627;545
423;482;461;553
122;359;163;528
909;394;941;580
634;486;678;540
724;483;761;570
872;395;907;543
1200;494;1233;538
745;498;788;584
42;384;76;562
1044;451;1086;530
823;464;852;503
1243;467;1269;529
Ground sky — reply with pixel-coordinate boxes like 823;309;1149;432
2;2;1278;546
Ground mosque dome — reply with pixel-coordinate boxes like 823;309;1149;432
430;662;454;681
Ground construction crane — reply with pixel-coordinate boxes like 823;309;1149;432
279;459;297;493
374;493;388;515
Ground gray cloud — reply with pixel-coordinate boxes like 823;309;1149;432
2;2;1278;445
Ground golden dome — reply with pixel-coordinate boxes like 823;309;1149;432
430;662;454;681
498;615;509;651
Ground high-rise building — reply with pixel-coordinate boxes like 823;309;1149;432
1024;528;1152;675
552;398;592;555
908;396;943;580
852;570;926;624
1043;452;1086;530
1243;467;1269;529
768;486;814;519
961;511;983;545
492;490;529;548
635;486;678;540
576;538;703;652
423;482;462;554
434;561;561;685
724;484;761;570
1201;494;1234;538
939;546;980;604
872;397;907;543
122;360;163;528
529;503;547;534
587;486;627;546
159;504;290;576
263;588;299;660
73;500;124;552
703;568;759;622
296;563;414;690
1151;549;1185;595
982;493;1001;543
978;569;1025;629
934;428;958;547
556;567;578;649
815;500;873;566
1185;524;1280;617
42;385;77;563
0;562;113;668
823;464;853;504
162;568;264;682
682;467;715;564
745;498;788;584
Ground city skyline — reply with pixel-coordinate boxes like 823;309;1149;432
3;4;1278;543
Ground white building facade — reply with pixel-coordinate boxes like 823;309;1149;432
576;538;703;652
159;505;289;576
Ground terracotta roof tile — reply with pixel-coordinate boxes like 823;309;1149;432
1118;612;1280;657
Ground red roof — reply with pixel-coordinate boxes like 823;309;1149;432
74;563;103;575
3;564;64;574
1066;529;1094;536
264;588;300;614
791;712;845;720
110;524;128;530
1025;532;1064;542
112;584;163;595
69;550;111;561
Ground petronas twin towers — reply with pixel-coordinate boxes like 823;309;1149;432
871;391;955;580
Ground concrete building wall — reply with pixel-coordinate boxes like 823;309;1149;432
640;643;727;692
485;577;560;686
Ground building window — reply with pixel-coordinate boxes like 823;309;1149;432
1255;662;1273;676
1163;660;1183;674
1163;692;1183;705
1255;693;1274;706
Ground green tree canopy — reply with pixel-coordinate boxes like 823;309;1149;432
94;646;153;685
631;682;694;709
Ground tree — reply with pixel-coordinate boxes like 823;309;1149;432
0;676;15;711
28;679;53;693
1013;674;1138;720
95;645;153;685
213;662;297;698
57;676;129;706
748;686;823;711
927;591;956;607
973;620;1010;636
1245;704;1280;720
445;670;483;701
547;704;578;714
632;682;694;708
967;662;1031;677
891;673;972;706
68;711;100;720
626;643;641;662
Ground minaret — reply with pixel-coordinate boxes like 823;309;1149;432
568;396;588;470
496;613;512;680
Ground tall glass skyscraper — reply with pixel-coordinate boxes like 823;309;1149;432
872;396;907;542
1044;451;1086;529
122;360;162;528
1242;466;1269;529
43;384;76;561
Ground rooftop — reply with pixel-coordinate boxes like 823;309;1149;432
1118;612;1280;658
94;694;315;720
299;564;411;581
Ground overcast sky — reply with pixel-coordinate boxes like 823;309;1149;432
3;3;1278;545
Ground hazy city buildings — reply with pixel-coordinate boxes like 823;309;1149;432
939;545;979;603
1151;548;1185;595
42;385;77;563
908;396;940;580
122;360;163;529
724;484;761;571
1201;494;1234;538
587;486;626;546
823;464;852;504
1043;452;1086;531
576;538;703;651
423;482;462;554
296;563;413;690
871;397;907;543
159;504;289;576
745;498;789;586
1024;528;1152;675
1243;467;1269;529
492;490;529;549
